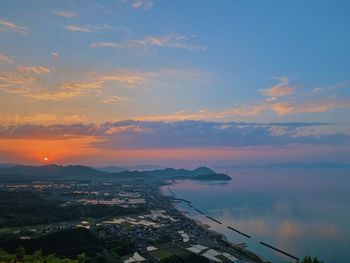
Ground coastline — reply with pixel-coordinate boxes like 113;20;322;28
160;181;267;263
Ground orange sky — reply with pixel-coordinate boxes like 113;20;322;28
1;136;349;167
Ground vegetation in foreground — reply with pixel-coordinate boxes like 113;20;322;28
0;247;86;263
299;256;324;263
0;228;134;263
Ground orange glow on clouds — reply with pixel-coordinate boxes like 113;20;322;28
0;136;347;166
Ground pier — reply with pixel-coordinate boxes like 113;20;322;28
194;208;204;215
177;198;191;203
206;215;222;224
227;226;251;239
259;242;300;261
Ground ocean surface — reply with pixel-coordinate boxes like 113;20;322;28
162;168;350;263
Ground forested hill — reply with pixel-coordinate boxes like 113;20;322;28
0;164;231;183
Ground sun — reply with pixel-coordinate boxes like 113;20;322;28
43;157;49;162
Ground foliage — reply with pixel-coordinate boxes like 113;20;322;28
0;228;131;263
299;256;324;263
0;228;102;257
104;239;134;256
0;247;87;263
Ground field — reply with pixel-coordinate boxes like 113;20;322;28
150;244;191;260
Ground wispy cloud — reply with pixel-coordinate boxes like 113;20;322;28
0;67;210;101
102;96;131;103
270;100;350;115
0;19;28;35
17;66;51;74
123;0;154;10
91;33;206;51
0;69;101;100
0;53;13;63
51;52;59;60
91;42;120;48
133;78;350;121
51;10;78;18
136;98;350;121
135;105;269;122
64;24;112;33
260;76;295;99
0;113;87;125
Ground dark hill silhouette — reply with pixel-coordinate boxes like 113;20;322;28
0;164;230;182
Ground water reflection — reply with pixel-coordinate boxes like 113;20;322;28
163;169;350;263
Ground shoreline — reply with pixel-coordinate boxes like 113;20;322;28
160;181;267;263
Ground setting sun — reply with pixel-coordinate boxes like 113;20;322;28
43;157;49;162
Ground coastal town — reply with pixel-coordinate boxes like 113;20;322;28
0;166;266;263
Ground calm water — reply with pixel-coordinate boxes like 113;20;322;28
162;169;350;263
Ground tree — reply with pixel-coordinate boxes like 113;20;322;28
0;248;89;263
298;255;324;263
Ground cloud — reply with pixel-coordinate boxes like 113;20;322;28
0;113;58;124
270;100;350;114
100;69;155;85
312;87;323;93
0;53;13;63
91;42;120;48
0;123;100;140
51;52;59;59
123;0;154;10
64;24;112;33
102;96;131;103
134;96;350;121
0;113;87;125
52;10;78;18
0;121;348;150
0;66;210;101
0;66;347;118
135;106;267;122
17;66;51;74
0;19;28;35
260;76;295;98
91;33;206;51
0;69;101;100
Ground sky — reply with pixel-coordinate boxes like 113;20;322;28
1;0;350;167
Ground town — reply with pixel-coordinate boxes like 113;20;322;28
0;166;265;263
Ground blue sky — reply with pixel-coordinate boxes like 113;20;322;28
0;0;350;165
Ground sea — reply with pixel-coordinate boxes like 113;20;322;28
161;168;350;263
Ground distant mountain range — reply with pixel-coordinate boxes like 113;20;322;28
0;164;231;183
214;162;350;170
96;165;165;173
0;163;16;168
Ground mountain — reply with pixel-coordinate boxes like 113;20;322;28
96;165;164;173
0;164;107;182
0;164;230;182
0;163;16;168
0;164;106;176
215;162;350;170
109;166;231;181
191;173;231;181
191;166;216;175
96;166;127;173
126;165;165;171
143;166;216;178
